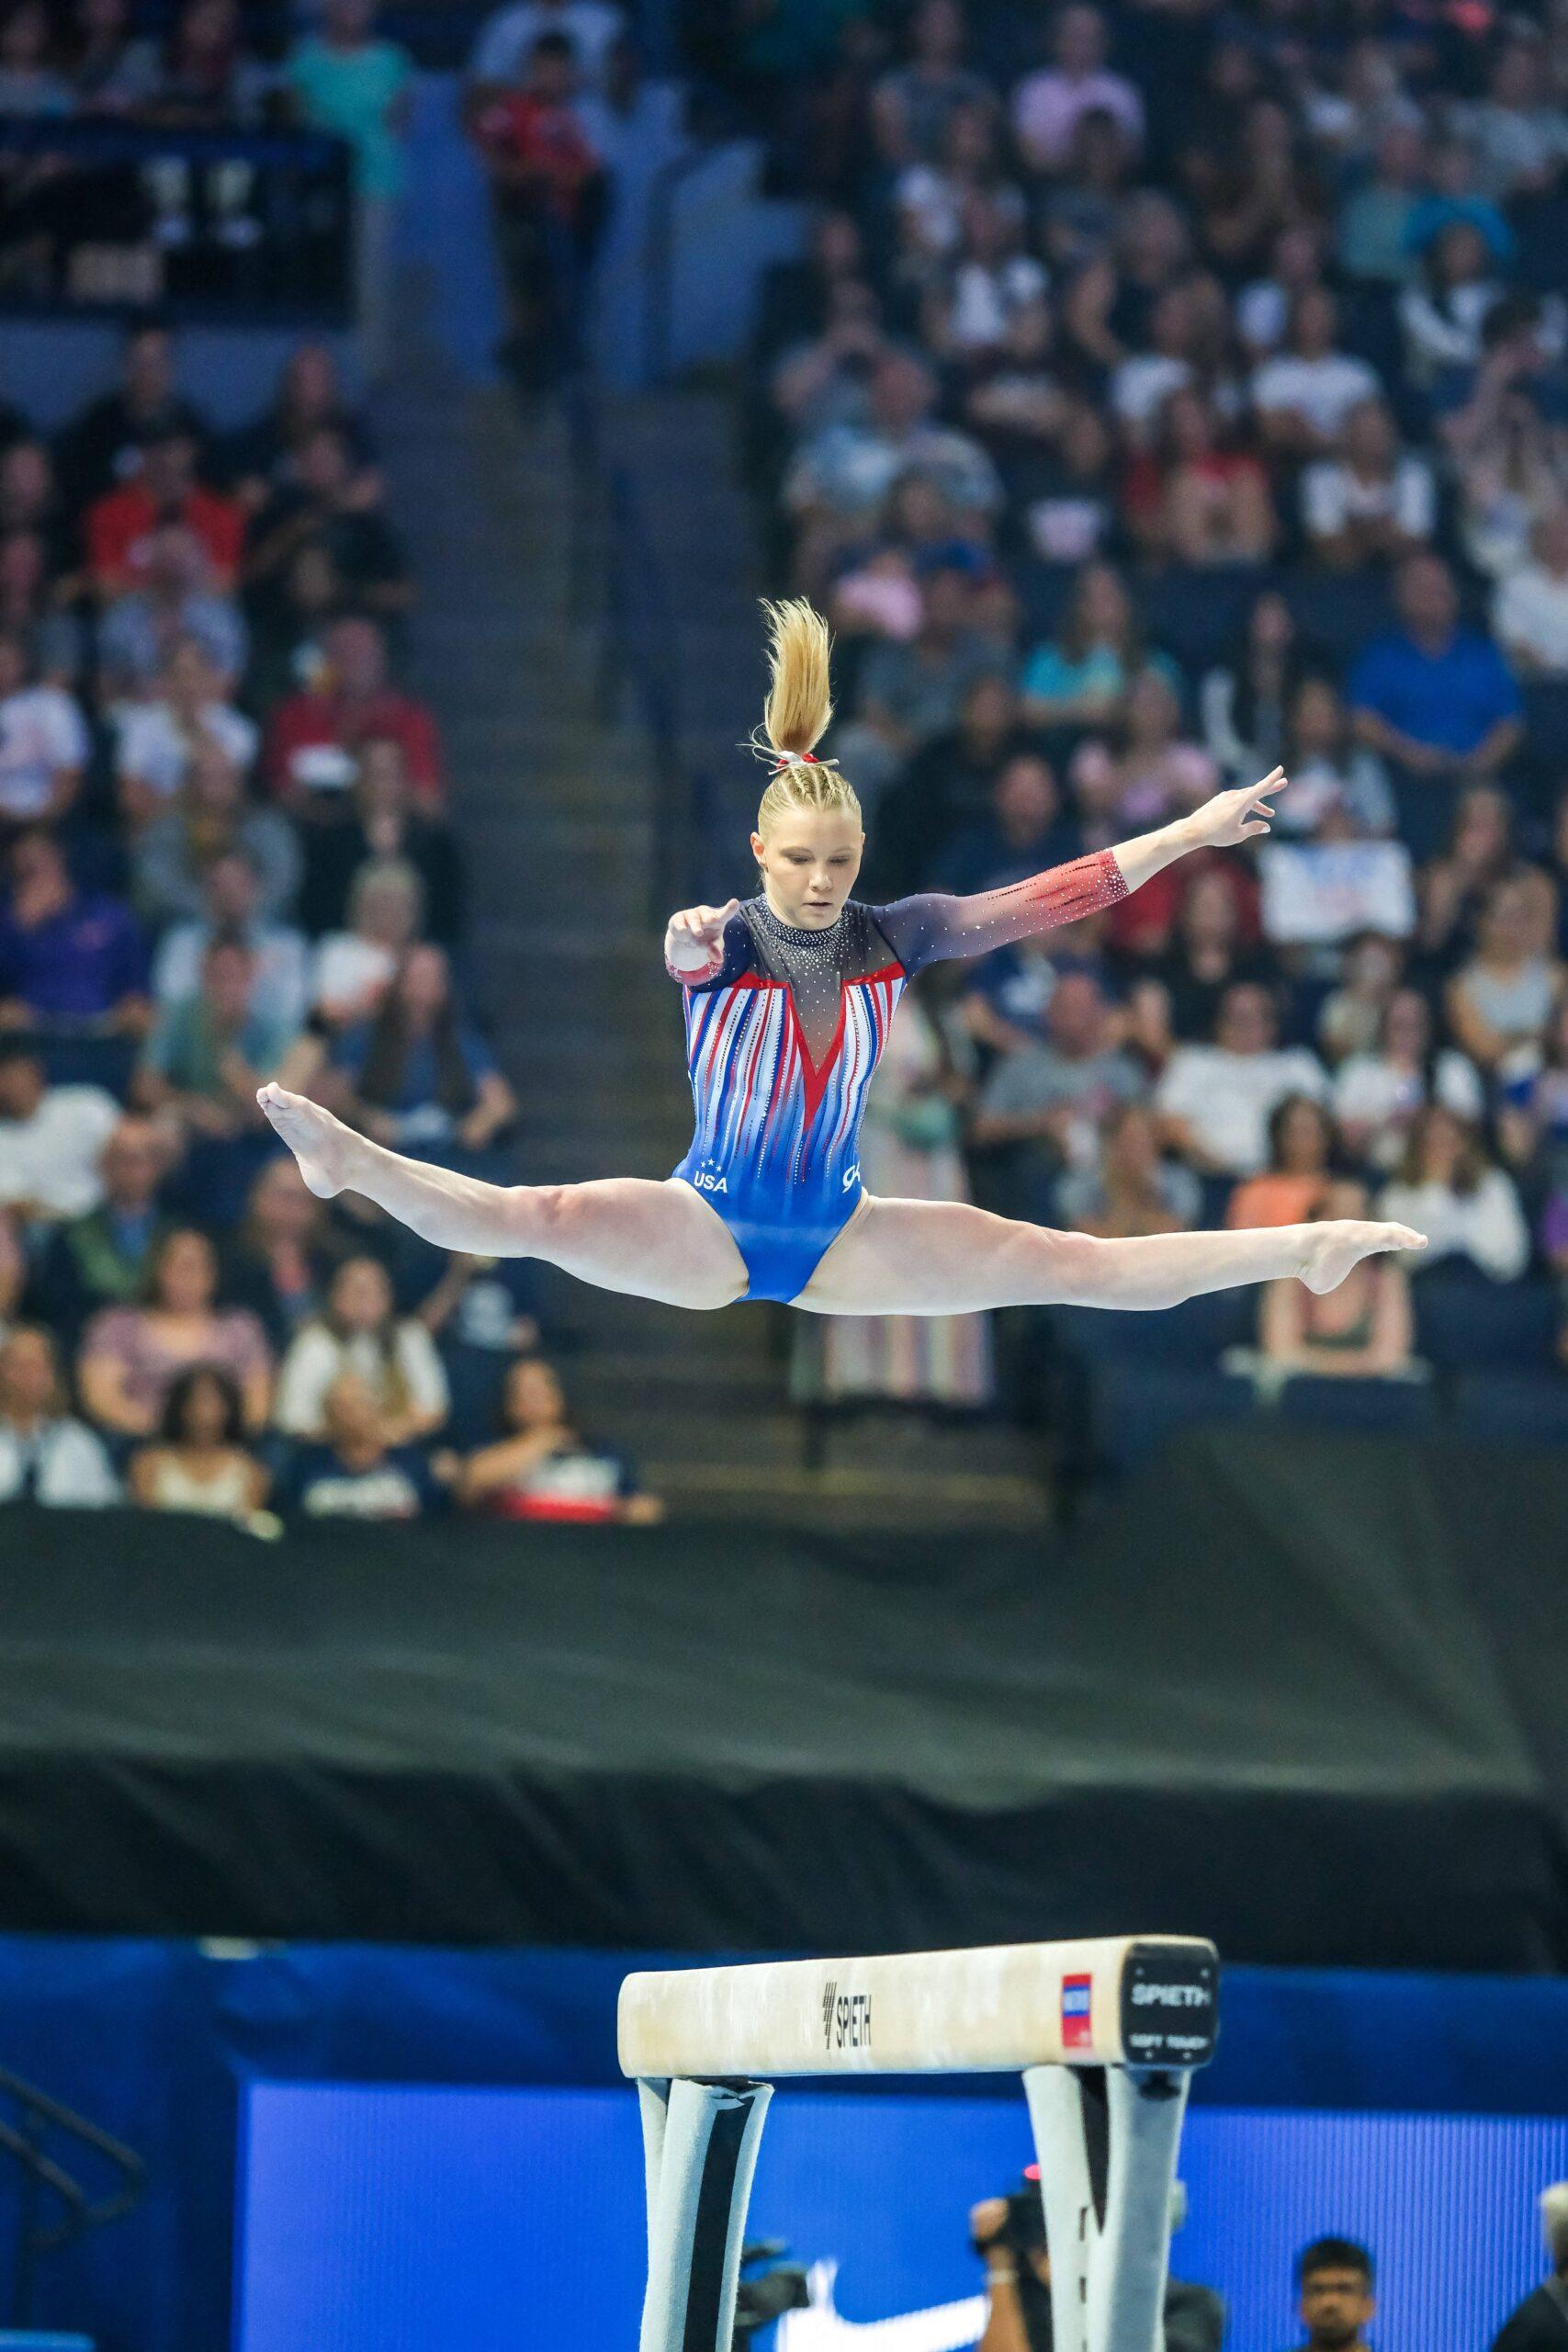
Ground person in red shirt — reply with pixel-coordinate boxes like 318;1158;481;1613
85;431;245;599
263;613;443;809
469;30;610;394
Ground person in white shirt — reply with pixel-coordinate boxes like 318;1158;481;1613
1377;1102;1529;1280
1111;284;1196;442
151;849;310;1032
468;0;624;94
0;1326;118;1506
310;854;423;1028
1302;399;1436;570
273;1251;448;1442
1156;982;1329;1178
0;630;89;826
1494;506;1568;677
1253;289;1381;458
1332;987;1484;1172
0;1049;120;1224
114;635;258;827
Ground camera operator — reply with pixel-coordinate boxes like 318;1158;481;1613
970;2170;1224;2352
1490;2185;1568;2352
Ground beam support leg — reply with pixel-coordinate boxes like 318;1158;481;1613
637;2076;773;2352
1023;2064;1190;2352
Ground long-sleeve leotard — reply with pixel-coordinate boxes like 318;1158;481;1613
669;850;1127;1292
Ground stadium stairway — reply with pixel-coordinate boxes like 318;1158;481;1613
370;289;1051;1532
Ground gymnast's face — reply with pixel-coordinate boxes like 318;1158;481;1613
752;807;864;930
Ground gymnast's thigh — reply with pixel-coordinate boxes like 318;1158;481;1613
793;1192;1086;1317
542;1176;750;1310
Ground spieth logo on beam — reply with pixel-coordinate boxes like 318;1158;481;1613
821;1982;872;2053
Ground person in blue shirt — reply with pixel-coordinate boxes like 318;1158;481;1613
324;942;518;1163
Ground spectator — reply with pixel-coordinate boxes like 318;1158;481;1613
37;1114;174;1329
310;856;423;1028
0;1207;29;1342
0;828;147;1035
243;423;411;623
1072;669;1218;842
1490;2181;1568;2352
1156;982;1328;1180
0;628;88;828
1270;679;1395;841
132;739;301;930
869;0;991;172
1011;4;1142;176
133;933;299;1170
1444;870;1564;1077
1109;283;1201;448
1201;592;1305;788
0;526;83;686
1333;987;1485;1172
0;1;73;113
322;944;517;1163
1301;400;1437;572
0;1046;119;1225
297;732;463;942
468;31;612;396
139;0;275;128
1494;506;1568;677
224;344;378;504
1020;561;1148;729
1251;290;1381;459
1498;991;1568;1196
222;1152;355;1346
285;0;413;379
1004;397;1120;567
1226;1093;1334;1228
279;1369;444;1519
468;0;625;99
936;752;1079;897
127;1363;269;1521
1131;386;1275;570
53;323;210;514
264;613;442;808
835;563;1007;801
1348;554;1523;845
85;428;244;599
970;969;1145;1207
1456;36;1568;204
69;0;161;113
1151;864;1271;1043
1282;2237;1376;2352
1399;219;1504;388
150;849;309;1032
457;1353;662;1521
1258;1178;1416;1378
0;444;69;579
273;1251;448;1443
1415;782;1517;969
96;519;247;695
113;632;258;826
1377;1103;1529;1282
77;1225;273;1439
871;671;1027;899
0;1326;118;1507
1337;121;1427;287
1316;930;1404;1066
1055;1097;1201;1235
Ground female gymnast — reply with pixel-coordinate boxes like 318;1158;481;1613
258;601;1426;1314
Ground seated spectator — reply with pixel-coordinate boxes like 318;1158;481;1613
1251;290;1381;459
0;444;70;582
1399;218;1503;388
935;752;1080;897
1237;220;1328;361
1301;400;1437;571
137;0;276;129
279;1370;444;1519
0;1046;119;1226
244;537;344;711
1201;591;1304;787
0;526;83;688
1150;865;1272;1043
321;944;517;1163
0;5;76;117
1011;4;1142;177
1071;669;1218;842
222;1153;355;1345
1109;284;1201;448
970;970;1145;1208
264;613;442;809
1315;931;1404;1067
310;856;423;1027
1225;1093;1334;1228
132;740;301;930
1333;988;1485;1173
1200;97;1333;285
37;1115;175;1330
1270;678;1395;841
836;562;1009;802
1448;302;1568;577
1258;1179;1416;1378
223;344;379;514
1494;506;1568;677
133;935;300;1201
457;1353;662;1523
870;671;1029;900
0;1327;118;1507
868;0;992;173
78;1227;273;1440
1055;1098;1201;1236
273;1252;448;1443
1002;398;1120;568
1446;873;1565;1075
1126;387;1275;569
1490;2181;1568;2352
1156;982;1328;1180
85;428;244;600
1497;991;1568;1197
53;323;210;514
113;633;258;828
467;0;626;103
1337;119;1427;283
243;424;411;625
127;1363;269;1522
1377;1103;1529;1281
918;190;1048;373
1284;2236;1377;2352
96;520;247;697
151;850;310;1032
1415;783;1517;969
0;629;88;829
297;732;464;942
1021;561;1150;730
1348;554;1523;847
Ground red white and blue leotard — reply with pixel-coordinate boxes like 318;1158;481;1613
669;848;1128;1302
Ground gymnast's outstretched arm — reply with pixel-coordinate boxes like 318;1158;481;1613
875;768;1286;972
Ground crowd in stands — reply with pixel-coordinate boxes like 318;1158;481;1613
0;318;660;1529
737;0;1568;1438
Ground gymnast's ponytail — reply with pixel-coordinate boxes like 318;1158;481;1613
754;599;862;836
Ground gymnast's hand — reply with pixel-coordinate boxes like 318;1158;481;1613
1182;766;1288;853
665;898;740;978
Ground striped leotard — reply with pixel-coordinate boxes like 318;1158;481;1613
669;849;1129;1302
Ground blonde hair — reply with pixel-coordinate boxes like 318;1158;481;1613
753;599;862;838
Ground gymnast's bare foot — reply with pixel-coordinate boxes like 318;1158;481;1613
1299;1219;1427;1295
256;1083;354;1199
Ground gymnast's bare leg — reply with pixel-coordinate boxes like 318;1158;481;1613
256;1084;749;1310
796;1194;1427;1315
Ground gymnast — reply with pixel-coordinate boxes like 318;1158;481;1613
258;599;1426;1314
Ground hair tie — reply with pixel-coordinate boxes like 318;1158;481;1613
771;751;818;773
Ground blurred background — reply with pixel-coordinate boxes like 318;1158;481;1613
0;0;1566;2346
